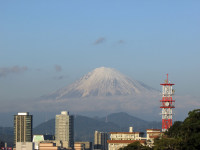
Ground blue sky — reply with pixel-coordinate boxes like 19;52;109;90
0;1;200;104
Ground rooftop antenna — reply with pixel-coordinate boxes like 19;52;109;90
167;73;168;84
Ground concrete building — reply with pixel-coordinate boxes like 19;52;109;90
55;111;74;149
94;131;108;150
107;127;145;150
14;112;32;147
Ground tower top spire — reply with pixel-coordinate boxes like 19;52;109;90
161;73;174;86
166;73;168;84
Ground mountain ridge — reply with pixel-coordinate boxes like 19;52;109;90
42;67;159;100
33;112;161;142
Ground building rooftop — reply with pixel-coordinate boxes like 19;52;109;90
17;112;29;115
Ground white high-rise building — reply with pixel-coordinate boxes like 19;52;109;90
55;111;74;149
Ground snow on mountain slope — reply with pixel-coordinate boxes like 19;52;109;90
44;67;159;100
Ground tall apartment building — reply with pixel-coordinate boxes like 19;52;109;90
55;111;74;149
94;131;108;150
14;112;32;147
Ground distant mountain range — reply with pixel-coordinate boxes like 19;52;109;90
33;112;161;142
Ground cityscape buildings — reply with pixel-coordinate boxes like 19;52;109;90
55;111;74;149
13;112;32;148
9;110;163;149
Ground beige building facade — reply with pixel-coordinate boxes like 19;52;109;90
39;143;59;150
16;142;33;150
55;111;74;149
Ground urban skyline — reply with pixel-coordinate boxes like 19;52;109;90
0;109;199;149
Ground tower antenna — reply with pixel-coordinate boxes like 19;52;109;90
166;73;168;83
160;74;175;132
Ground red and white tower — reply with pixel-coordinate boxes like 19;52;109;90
160;74;175;132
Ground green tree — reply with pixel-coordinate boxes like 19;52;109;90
166;121;182;138
153;137;182;150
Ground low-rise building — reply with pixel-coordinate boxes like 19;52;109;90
74;143;85;150
107;127;145;150
75;142;92;150
39;143;59;150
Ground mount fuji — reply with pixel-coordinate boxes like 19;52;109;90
38;67;161;120
43;67;159;100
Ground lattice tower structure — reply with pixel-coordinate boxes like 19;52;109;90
160;74;175;132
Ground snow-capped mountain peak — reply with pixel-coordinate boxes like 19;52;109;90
46;67;158;99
